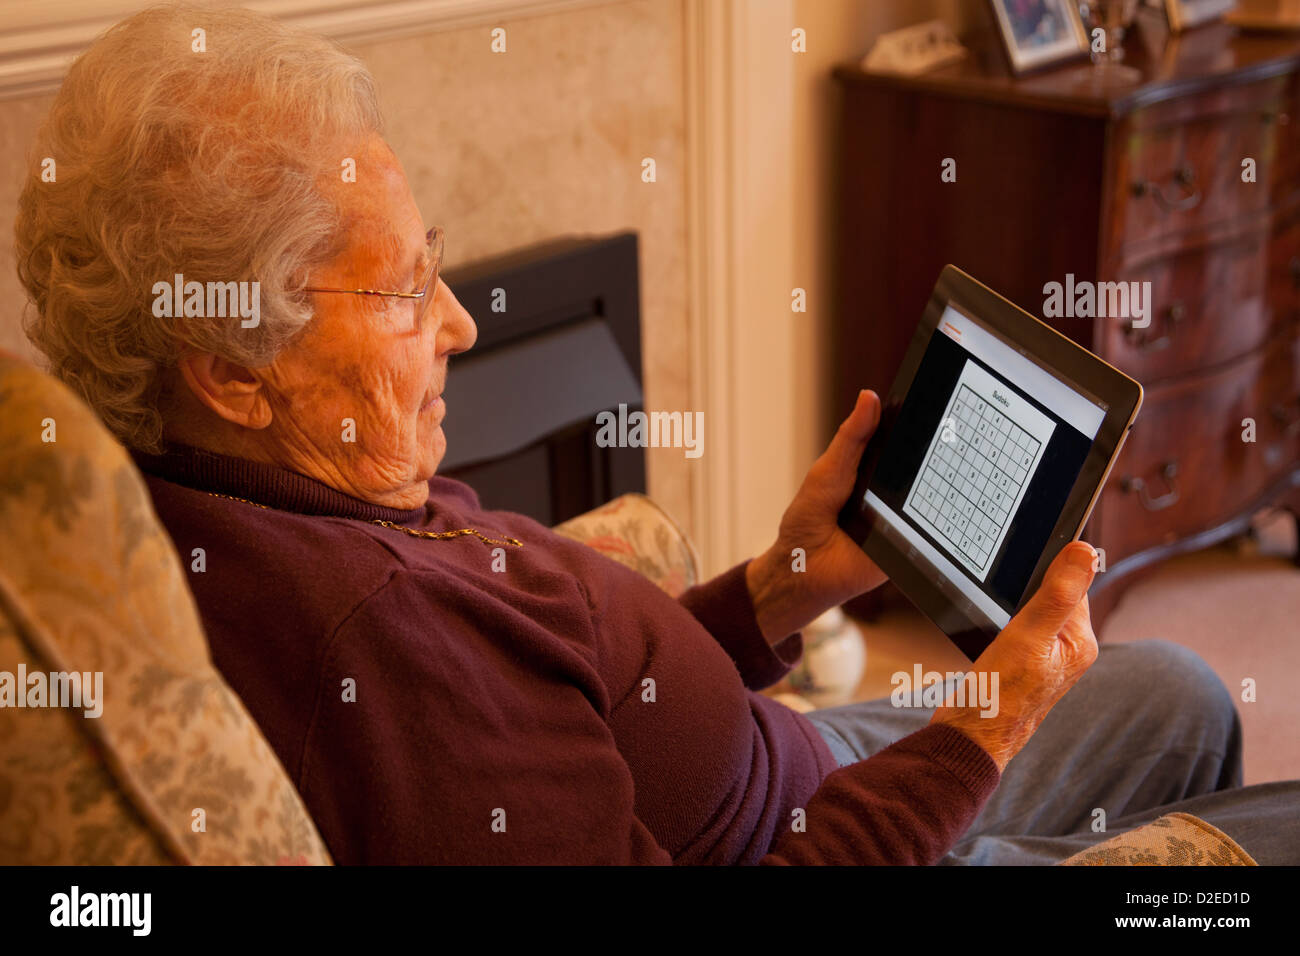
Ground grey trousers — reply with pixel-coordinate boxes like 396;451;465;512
802;640;1300;865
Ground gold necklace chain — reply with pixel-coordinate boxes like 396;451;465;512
203;491;523;548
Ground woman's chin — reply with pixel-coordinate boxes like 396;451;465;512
423;426;446;477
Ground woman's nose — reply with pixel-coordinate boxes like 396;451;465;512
435;279;477;355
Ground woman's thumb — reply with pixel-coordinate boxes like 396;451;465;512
1010;541;1097;641
824;390;881;477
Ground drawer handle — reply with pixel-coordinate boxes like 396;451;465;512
1125;301;1184;351
1121;461;1180;511
1131;165;1202;213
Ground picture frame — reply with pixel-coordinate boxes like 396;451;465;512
1159;0;1238;31
986;0;1092;75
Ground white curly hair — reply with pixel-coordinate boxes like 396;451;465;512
15;2;383;451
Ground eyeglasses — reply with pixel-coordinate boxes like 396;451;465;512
304;225;444;329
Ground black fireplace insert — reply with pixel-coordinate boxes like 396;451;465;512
438;231;646;526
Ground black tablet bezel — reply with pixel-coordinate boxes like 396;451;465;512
838;265;1143;661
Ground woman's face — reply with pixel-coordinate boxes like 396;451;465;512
257;135;477;508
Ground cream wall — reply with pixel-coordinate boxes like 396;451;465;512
789;0;971;471
0;94;57;359
698;0;972;575
0;0;971;555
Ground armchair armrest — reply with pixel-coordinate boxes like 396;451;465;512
552;493;699;598
1059;812;1257;866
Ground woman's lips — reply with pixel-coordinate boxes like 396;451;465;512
421;394;444;413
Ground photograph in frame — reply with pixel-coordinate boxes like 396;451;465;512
988;0;1093;74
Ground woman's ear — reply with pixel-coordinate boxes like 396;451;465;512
177;352;273;429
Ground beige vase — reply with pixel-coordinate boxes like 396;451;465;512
786;606;867;709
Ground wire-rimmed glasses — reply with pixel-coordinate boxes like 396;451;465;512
304;225;444;331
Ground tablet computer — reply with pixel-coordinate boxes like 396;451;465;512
838;265;1143;660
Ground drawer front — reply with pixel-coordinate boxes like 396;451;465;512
1269;203;1300;329
1113;84;1283;251
1272;332;1300;469
1106;228;1272;383
1098;339;1300;562
1271;73;1300;204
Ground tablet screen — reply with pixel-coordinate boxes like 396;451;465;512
862;303;1107;628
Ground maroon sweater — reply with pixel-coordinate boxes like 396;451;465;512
133;445;999;864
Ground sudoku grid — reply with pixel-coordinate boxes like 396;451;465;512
909;384;1041;573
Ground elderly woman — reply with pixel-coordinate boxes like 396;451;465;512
15;3;1297;865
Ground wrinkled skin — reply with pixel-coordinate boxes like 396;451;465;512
927;544;1098;771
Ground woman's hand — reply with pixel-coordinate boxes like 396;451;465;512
745;389;889;645
928;541;1099;772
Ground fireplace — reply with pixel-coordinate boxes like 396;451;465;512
438;232;646;526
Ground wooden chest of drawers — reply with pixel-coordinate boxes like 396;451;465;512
833;22;1300;629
